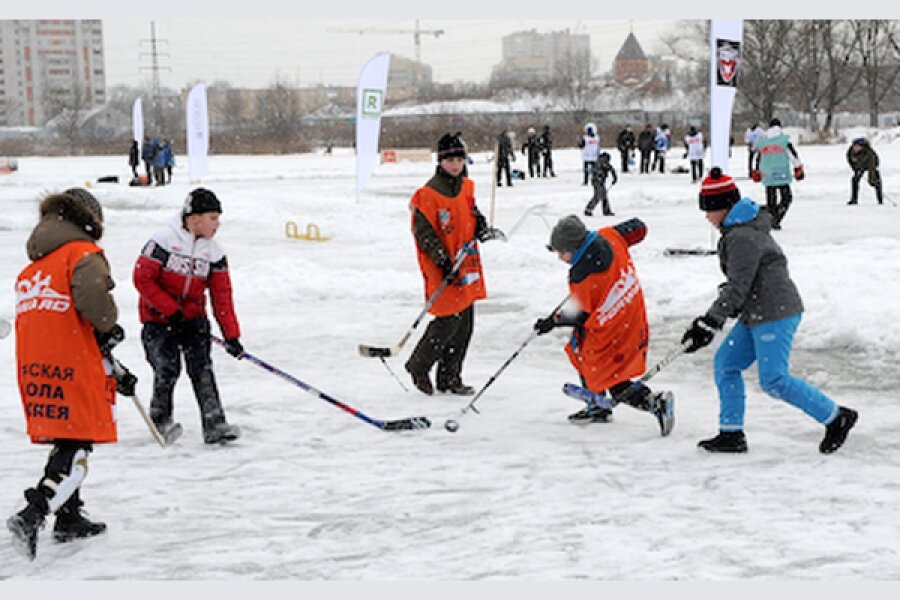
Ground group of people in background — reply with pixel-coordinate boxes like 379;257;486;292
579;122;672;217
495;125;556;187
129;136;175;187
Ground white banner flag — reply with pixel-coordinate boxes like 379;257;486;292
710;20;743;174
356;52;391;193
186;83;209;182
133;97;143;145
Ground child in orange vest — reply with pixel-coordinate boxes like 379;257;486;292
405;132;505;395
8;188;136;561
534;215;674;435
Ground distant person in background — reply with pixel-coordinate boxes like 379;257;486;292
579;123;600;185
846;138;883;205
744;122;764;179
522;127;542;178
682;167;857;455
584;152;618;217
752;118;803;230
163;140;175;184
128;140;140;178
652;123;670;174
496;130;515;187
616;125;635;174
637;123;654;174
153;138;167;187
539;125;556;177
141;136;157;184
683;125;706;183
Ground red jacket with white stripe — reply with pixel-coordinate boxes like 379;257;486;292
133;215;240;339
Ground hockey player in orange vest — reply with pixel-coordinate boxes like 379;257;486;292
405;132;505;395
8;188;136;561
534;215;674;435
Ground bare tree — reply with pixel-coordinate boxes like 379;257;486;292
848;20;900;126
737;20;798;122
815;21;864;132
548;48;594;125
255;78;301;145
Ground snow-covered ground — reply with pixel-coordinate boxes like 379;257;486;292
1;136;900;585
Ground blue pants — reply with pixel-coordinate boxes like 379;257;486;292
713;315;838;431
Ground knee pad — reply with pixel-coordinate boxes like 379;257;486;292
46;448;89;513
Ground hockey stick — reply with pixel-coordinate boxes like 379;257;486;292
211;336;430;431
882;191;898;207
609;344;688;407
637;344;687;384
506;202;549;239
109;356;167;448
444;295;570;429
358;240;475;358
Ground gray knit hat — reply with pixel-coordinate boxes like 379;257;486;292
547;215;587;253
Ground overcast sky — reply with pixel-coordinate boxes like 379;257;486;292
12;2;880;91
100;20;677;90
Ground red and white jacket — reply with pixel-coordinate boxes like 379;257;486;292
133;215;240;339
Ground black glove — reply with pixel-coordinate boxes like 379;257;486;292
533;315;556;335
224;337;244;358
681;315;723;353
114;362;138;396
478;227;507;243
167;310;185;332
96;325;125;354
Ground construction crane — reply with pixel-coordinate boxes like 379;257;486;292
327;20;444;90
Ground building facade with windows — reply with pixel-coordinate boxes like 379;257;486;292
491;29;591;86
0;19;106;126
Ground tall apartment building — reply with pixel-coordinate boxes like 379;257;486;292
0;19;106;126
491;29;591;86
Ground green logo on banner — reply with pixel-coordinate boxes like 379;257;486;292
362;89;384;118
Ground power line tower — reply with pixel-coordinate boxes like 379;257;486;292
327;20;444;99
139;21;171;133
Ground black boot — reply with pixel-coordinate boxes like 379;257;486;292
53;493;106;543
819;407;858;454
437;380;475;396
698;430;747;453
7;488;49;560
203;421;242;444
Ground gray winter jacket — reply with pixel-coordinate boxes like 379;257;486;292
705;198;803;326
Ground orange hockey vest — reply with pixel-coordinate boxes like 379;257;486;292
565;227;649;392
409;179;487;317
15;240;117;444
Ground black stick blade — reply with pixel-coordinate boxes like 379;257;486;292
382;416;432;431
358;344;395;358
